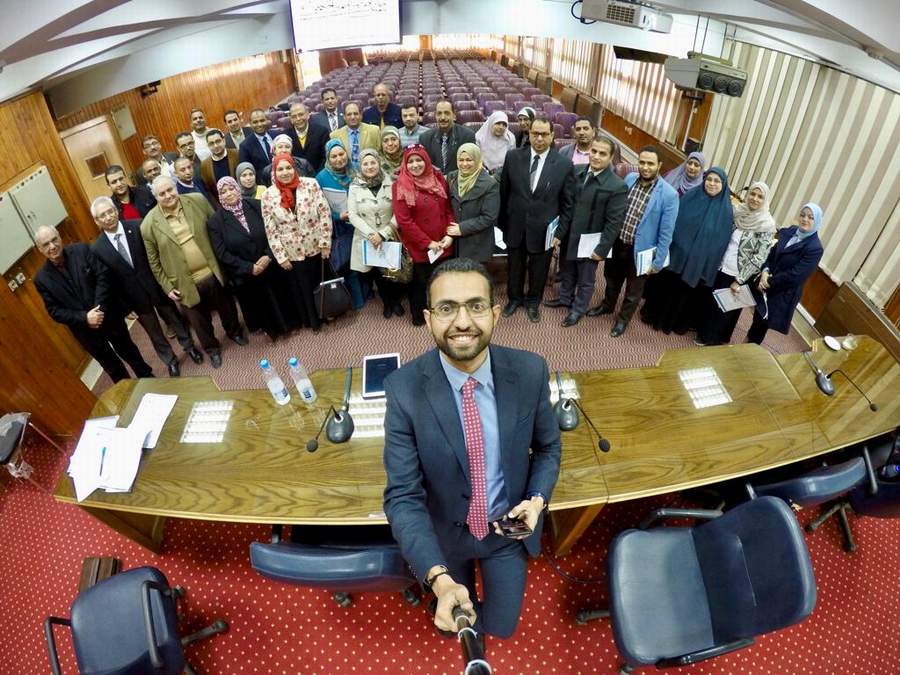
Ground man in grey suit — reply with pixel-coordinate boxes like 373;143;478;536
383;258;560;644
418;100;476;175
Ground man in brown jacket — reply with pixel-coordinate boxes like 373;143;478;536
200;128;239;202
142;176;246;368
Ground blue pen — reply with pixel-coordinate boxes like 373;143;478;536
99;447;107;476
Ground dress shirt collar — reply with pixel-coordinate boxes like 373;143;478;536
439;349;494;393
104;221;126;243
530;147;550;161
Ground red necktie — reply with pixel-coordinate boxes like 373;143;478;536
461;377;489;540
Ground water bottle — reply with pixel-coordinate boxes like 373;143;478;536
288;358;317;404
259;359;290;405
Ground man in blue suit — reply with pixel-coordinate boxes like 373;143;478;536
237;108;277;174
587;145;679;337
383;258;561;644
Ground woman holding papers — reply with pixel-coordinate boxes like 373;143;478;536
696;181;777;346
746;202;824;345
445;143;499;263
261;152;332;332
208;177;298;341
640;167;734;334
392;144;453;325
348;148;406;319
317;139;367;309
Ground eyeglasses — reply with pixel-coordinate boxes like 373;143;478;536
429;299;492;320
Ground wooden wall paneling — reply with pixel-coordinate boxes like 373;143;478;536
0;92;97;435
599;107;684;170
800;267;840;320
54;52;297;173
815;283;900;362
886;286;900;329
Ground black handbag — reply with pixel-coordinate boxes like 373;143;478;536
313;258;352;320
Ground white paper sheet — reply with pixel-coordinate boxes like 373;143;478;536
427;247;442;264
544;217;560;251
362;240;402;269
577;233;603;259
98;425;147;493
494;227;507;250
713;284;756;312
636;247;670;276
130;393;178;449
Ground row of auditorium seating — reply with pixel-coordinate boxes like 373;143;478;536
272;58;582;143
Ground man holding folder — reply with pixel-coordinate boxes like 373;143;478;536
587;145;678;337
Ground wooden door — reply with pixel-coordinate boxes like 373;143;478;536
60;116;129;207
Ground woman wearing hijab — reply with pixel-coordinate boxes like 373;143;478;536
696;181;777;346
446;143;500;263
747;202;824;345
348;148;405;318
664;151;706;198
640;167;734;334
236;162;266;200
316;139;367;309
261;152;332;332
379;126;404;178
392;145;454;325
515;106;536;148
207;177;297;340
259;134;315;185
475;111;515;174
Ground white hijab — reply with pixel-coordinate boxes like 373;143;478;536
733;181;776;233
475;110;515;172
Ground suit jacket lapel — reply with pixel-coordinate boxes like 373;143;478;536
489;346;521;490
97;234;128;275
422;350;470;482
151;210;179;244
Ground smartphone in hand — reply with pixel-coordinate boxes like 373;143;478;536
495;516;533;538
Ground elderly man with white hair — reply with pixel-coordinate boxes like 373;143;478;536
88;195;201;377
141;176;246;369
34;225;153;383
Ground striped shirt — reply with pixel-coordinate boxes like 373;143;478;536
620;177;656;244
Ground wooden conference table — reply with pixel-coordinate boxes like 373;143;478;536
54;337;899;555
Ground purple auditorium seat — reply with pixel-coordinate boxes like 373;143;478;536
555;112;578;135
454;101;477;111
424;95;444;108
543;102;564;119
504;93;521;108
278;117;293;131
512;100;531;112
457;110;485;124
266;111;281;122
476;92;493;107
483;100;506;116
508;122;520;136
449;93;470;103
472;86;492;95
554;138;569;150
496;88;517;98
423;111;436;125
315;104;325;113
553;123;564;138
464;121;482;132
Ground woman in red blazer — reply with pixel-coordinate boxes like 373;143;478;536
392;145;454;325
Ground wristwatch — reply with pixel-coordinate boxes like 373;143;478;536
423;565;449;594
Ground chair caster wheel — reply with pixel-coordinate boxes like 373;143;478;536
333;592;352;608
172;585;187;599
401;587;420;607
212;619;228;632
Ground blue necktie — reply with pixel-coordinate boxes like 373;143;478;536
350;129;360;164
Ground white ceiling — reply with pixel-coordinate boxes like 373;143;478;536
1;0;898;110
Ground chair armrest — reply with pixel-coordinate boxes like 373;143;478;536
141;579;173;669
862;445;878;496
44;616;71;675
639;508;723;530
656;638;754;667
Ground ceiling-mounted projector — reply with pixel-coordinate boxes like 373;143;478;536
580;0;673;33
665;52;748;97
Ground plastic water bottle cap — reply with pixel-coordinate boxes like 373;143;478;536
288;358;298;367
260;359;269;368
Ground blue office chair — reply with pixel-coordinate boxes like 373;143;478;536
250;524;419;608
848;434;900;518
576;497;816;674
44;566;227;675
747;445;879;552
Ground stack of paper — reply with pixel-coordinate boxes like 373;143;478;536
636;247;670;276
713;284;756;312
362;240;402;269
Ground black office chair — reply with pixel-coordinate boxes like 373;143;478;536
848;434;900;518
250;524;419;608
747;443;882;552
44;566;227;675
577;497;816;674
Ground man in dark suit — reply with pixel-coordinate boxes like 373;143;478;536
384;258;560;643
105;165;156;220
223;109;252;150
34;225;153;383
546;137;627;326
200;128;239;199
419;100;476;175
238;108;277;174
362;83;403;129
136;134;176;185
284;103;328;172
498;116;575;322
310;87;344;133
89;196;202;377
174;132;202;176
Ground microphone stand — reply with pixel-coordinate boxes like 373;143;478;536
824;369;879;411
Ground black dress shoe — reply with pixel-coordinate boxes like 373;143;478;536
501;301;521;317
209;352;223;368
543;297;569;308
229;333;249;346
586;303;613;317
383;305;393;318
187;347;203;364
562;311;582;327
526;305;540;322
393;303;405;317
167;361;181;377
610;321;628;337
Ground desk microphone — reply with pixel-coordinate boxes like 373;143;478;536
306;407;337;453
325;366;355;443
822;369;879;412
569;398;611;452
553;371;580;431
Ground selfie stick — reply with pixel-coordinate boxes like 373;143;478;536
453;607;492;674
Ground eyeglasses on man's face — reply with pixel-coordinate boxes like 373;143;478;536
429;299;492;320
